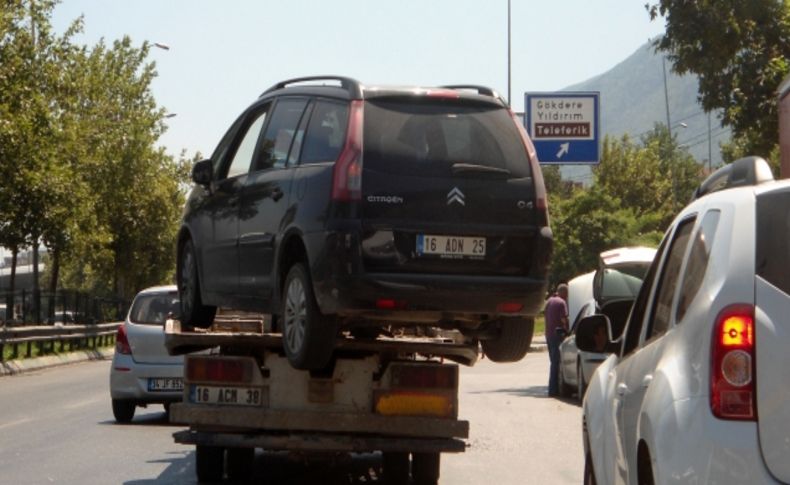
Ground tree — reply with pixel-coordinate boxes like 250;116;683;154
648;0;790;156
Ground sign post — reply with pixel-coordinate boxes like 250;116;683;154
524;92;600;164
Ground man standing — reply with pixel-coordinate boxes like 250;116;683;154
544;284;569;397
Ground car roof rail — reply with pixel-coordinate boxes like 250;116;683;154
440;85;508;104
260;75;363;98
691;156;775;201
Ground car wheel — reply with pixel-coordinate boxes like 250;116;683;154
412;452;440;485
382;451;410;485
179;239;216;329
195;445;224;483
577;360;587;401
226;447;255;483
480;317;534;362
112;399;135;424
282;263;337;370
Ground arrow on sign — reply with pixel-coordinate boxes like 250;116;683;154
556;143;570;159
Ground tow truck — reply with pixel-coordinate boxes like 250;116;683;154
165;312;480;484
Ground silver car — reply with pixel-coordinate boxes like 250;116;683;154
557;247;656;401
109;285;183;423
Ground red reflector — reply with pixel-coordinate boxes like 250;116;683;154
497;302;523;313
390;364;458;389
718;390;755;419
376;299;406;310
187;358;253;384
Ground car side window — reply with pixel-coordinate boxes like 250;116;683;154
225;108;269;179
210;115;245;178
646;217;696;342
300;100;350;164
676;210;721;322
254;98;309;172
621;233;669;356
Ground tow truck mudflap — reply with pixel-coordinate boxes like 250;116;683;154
173;429;466;454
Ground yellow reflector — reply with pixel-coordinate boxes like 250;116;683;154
721;315;753;347
375;392;453;418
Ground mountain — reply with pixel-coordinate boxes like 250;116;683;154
558;40;729;182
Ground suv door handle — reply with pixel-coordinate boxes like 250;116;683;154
616;383;628;397
271;187;283;201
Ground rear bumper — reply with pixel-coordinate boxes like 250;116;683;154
314;271;547;318
109;354;184;403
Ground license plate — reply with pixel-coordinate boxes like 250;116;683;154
189;385;264;407
147;377;183;392
417;234;486;258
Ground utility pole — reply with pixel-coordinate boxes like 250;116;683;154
662;56;672;140
707;112;712;172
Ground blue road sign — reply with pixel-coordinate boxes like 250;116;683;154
524;92;600;164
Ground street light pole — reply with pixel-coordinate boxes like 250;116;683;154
507;0;511;106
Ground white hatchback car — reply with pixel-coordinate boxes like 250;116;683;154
577;157;789;484
109;285;183;423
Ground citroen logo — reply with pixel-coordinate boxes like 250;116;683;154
447;187;465;206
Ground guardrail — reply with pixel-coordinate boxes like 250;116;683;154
0;322;122;362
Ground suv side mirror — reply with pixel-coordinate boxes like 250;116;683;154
192;159;213;186
575;314;617;354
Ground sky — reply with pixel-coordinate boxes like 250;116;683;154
48;0;667;161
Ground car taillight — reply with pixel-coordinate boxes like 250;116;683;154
331;99;364;201
711;304;756;421
115;324;132;355
509;110;549;224
374;363;458;418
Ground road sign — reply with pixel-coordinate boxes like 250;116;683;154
524;92;600;164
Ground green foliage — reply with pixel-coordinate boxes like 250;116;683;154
647;0;790;156
1;1;191;300
547;126;700;284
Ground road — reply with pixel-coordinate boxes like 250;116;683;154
0;351;583;484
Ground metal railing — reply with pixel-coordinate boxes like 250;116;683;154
0;322;122;362
1;289;127;327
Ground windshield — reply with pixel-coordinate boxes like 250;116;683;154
363;99;531;178
598;262;652;302
129;293;180;326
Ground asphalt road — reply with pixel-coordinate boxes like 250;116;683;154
0;351;583;484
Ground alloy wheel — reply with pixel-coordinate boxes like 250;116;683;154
284;277;307;354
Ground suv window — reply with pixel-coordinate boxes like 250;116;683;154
647;217;696;341
226;108;269;178
363;100;531;178
622;234;669;356
676;210;721;322
301;100;349;164
254;98;309;171
756;190;790;295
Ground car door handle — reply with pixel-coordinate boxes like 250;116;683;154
271;187;283;201
616;383;628;396
642;374;653;388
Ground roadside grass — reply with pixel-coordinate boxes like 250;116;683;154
534;315;545;336
2;340;114;362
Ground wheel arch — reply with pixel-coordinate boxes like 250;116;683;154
276;229;310;309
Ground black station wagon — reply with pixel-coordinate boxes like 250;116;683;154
178;76;552;370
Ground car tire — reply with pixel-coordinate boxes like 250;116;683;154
195;445;224;483
577;360;587;402
480;317;535;362
112;399;135;424
178;239;216;329
382;451;410;485
412;452;440;485
226;447;255;483
281;263;337;370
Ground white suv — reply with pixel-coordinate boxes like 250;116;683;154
576;156;789;484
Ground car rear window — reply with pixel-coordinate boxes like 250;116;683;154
129;294;179;326
756;190;790;295
363;99;531;178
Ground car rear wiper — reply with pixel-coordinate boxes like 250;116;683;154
451;163;511;177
